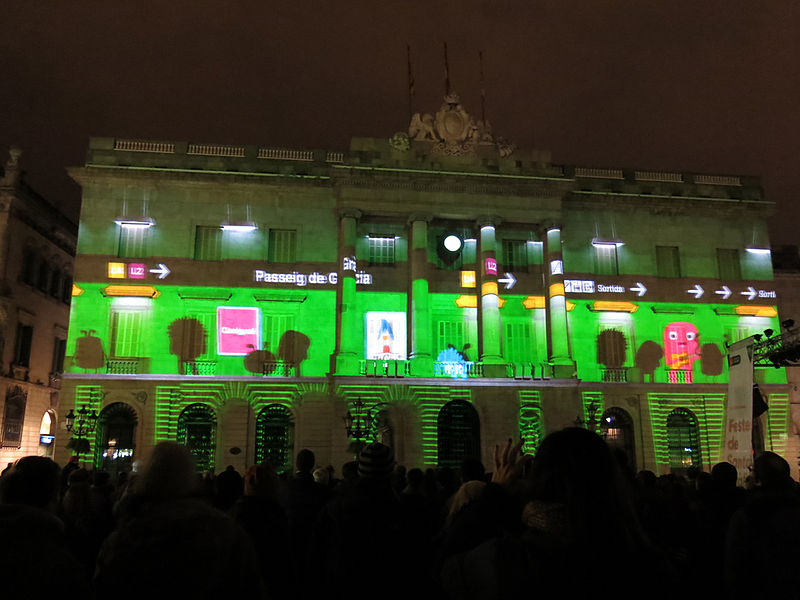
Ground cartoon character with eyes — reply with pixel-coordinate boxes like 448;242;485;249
664;322;700;383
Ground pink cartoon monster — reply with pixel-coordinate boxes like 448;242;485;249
663;322;700;383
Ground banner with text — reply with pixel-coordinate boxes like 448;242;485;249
723;337;755;484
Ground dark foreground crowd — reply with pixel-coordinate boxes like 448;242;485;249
1;428;798;600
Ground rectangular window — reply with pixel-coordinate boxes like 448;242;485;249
656;246;681;278
437;320;465;357
594;245;618;276
268;229;297;263
368;236;395;264
502;240;528;271
264;313;296;356
110;310;145;358
51;337;67;373
503;322;533;363
13;324;33;367
118;227;149;258
194;226;222;261
717;248;741;280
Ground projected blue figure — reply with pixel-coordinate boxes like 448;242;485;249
379;319;394;355
435;346;474;379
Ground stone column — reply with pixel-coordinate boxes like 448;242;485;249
332;209;361;375
543;224;575;378
408;215;433;375
478;219;505;376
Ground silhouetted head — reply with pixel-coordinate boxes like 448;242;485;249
636;470;657;488
711;462;738;489
135;442;199;500
0;456;61;510
296;449;315;473
529;428;635;542
358;442;395;479
342;460;359;481
460;457;486;483
753;451;793;491
406;468;424;488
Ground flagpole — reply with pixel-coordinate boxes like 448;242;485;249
443;42;450;96
479;50;486;124
407;44;414;121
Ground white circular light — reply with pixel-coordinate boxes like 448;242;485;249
443;234;462;252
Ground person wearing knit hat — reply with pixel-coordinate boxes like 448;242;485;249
357;442;394;479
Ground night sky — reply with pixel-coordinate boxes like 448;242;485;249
1;1;797;244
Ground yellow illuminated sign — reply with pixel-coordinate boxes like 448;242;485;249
107;262;126;279
591;301;639;313
735;305;778;317
460;270;476;288
523;296;575;311
549;283;565;298
102;285;160;298
455;295;506;308
481;282;498;296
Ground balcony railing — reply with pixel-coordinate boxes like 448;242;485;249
262;361;296;377
601;368;628;383
182;361;217;376
510;363;553;380
106;359;142;375
434;361;484;378
360;359;411;377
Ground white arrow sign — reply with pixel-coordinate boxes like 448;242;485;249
498;273;516;290
687;284;704;299
149;263;171;279
714;285;732;300
740;286;757;301
629;282;647;297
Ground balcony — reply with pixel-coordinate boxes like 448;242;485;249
10;364;29;381
434;361;483;379
106;359;145;375
360;359;411;377
262;361;296;377
601;368;629;383
182;361;217;376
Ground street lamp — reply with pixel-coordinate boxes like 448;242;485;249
342;397;374;456
574;399;601;431
65;405;98;464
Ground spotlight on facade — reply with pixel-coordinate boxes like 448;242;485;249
114;217;155;229
438;232;463;265
221;221;258;232
443;234;463;252
745;247;771;255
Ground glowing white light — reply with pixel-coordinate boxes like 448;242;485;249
221;222;258;232
444;235;462;252
745;248;771;255
592;238;624;248
115;218;154;229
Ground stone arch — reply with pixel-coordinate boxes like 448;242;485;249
602;406;636;470
437;399;481;468
178;403;217;472
94;402;138;474
666;407;702;473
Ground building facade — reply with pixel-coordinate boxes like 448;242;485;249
0;147;77;467
58;96;790;475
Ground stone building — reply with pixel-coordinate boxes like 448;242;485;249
58;95;790;475
0;147;77;467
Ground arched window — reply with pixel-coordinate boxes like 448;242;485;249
94;402;138;473
178;403;217;472
666;408;702;473
437;399;481;468
39;410;56;457
255;404;293;474
602;407;636;470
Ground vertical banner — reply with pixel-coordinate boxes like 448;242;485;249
723;338;755;484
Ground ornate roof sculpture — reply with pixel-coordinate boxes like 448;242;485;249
393;93;515;158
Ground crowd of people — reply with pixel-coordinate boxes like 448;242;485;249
1;428;798;599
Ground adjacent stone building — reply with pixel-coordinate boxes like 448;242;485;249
0;148;76;467
58;95;790;475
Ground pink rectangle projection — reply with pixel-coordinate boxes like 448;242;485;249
217;307;261;356
485;257;497;275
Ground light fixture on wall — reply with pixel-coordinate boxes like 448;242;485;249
591;237;624;248
221;221;258;232
114;217;155;229
745;246;771;255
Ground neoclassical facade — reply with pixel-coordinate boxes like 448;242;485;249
57;96;791;475
0;148;76;467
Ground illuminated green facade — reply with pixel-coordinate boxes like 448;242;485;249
59;106;790;474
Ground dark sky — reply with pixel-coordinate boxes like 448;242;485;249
1;1;797;244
